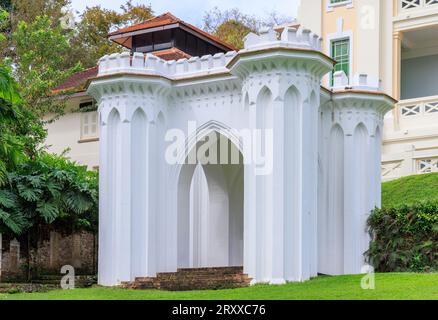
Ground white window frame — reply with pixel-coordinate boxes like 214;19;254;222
416;157;438;174
327;0;354;12
326;30;353;88
80;100;99;141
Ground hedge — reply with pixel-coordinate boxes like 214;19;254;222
367;201;438;272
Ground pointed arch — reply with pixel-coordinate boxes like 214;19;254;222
244;92;250;112
256;86;273;130
176;131;244;269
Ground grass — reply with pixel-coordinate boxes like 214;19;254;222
382;172;438;207
1;273;438;300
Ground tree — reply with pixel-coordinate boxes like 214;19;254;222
0;64;45;185
68;1;154;68
214;20;254;50
13;15;81;117
203;7;293;49
203;7;258;49
10;0;70;28
0;0;70;59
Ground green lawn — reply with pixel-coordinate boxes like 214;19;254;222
1;273;438;300
382;172;438;207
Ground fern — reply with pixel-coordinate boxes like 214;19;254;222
36;201;59;223
0;190;17;208
17;183;43;201
0;208;26;235
0;152;98;236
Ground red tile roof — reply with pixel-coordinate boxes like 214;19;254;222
153;47;191;61
54;48;193;94
54;66;99;94
109;12;236;51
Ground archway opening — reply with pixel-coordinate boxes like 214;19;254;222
177;131;244;268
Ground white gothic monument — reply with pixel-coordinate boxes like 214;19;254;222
87;20;394;286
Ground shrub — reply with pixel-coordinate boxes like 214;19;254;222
367;201;438;272
0;152;98;236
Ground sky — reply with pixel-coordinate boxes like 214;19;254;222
69;0;300;27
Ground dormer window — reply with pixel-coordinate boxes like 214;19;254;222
108;12;235;58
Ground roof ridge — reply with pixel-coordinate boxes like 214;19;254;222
109;12;178;36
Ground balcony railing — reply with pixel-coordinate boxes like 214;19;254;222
400;0;438;11
398;95;438;118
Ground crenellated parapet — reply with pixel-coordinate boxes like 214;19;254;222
244;26;322;51
97;51;237;80
228;27;333;105
329;72;395;136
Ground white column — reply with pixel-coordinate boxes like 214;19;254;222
343;133;360;274
115;103;132;283
270;99;286;284
98;105;120;286
244;101;257;282
302;94;319;279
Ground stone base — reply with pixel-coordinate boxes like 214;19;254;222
122;267;251;291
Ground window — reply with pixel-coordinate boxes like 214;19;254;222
417;158;438;174
327;0;352;9
401;0;438;10
331;39;350;86
80;101;99;140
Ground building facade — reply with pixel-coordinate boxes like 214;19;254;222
298;0;438;180
86;22;392;285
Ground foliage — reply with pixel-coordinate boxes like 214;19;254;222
0;152;98;236
367;200;438;272
67;1;154;68
9;0;69;28
0;0;70;59
382;172;438;208
214;20;254;50
2;273;438;300
203;7;258;49
203;7;293;49
0;3;98;238
0;64;46;187
13;15;82;117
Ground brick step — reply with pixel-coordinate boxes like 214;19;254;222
137;275;250;283
177;266;244;273
123;267;251;291
154;273;249;280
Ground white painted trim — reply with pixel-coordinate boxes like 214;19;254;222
402;44;438;60
326;30;354;87
326;0;354;12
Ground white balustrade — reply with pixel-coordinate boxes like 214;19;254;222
398;95;438;118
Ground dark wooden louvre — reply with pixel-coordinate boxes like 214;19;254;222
132;27;224;57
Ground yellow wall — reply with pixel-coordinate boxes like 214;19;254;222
321;0;359;77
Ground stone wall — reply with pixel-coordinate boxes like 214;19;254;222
0;231;97;282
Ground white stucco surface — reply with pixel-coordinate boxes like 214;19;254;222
88;26;393;286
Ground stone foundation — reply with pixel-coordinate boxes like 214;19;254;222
0;231;97;282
